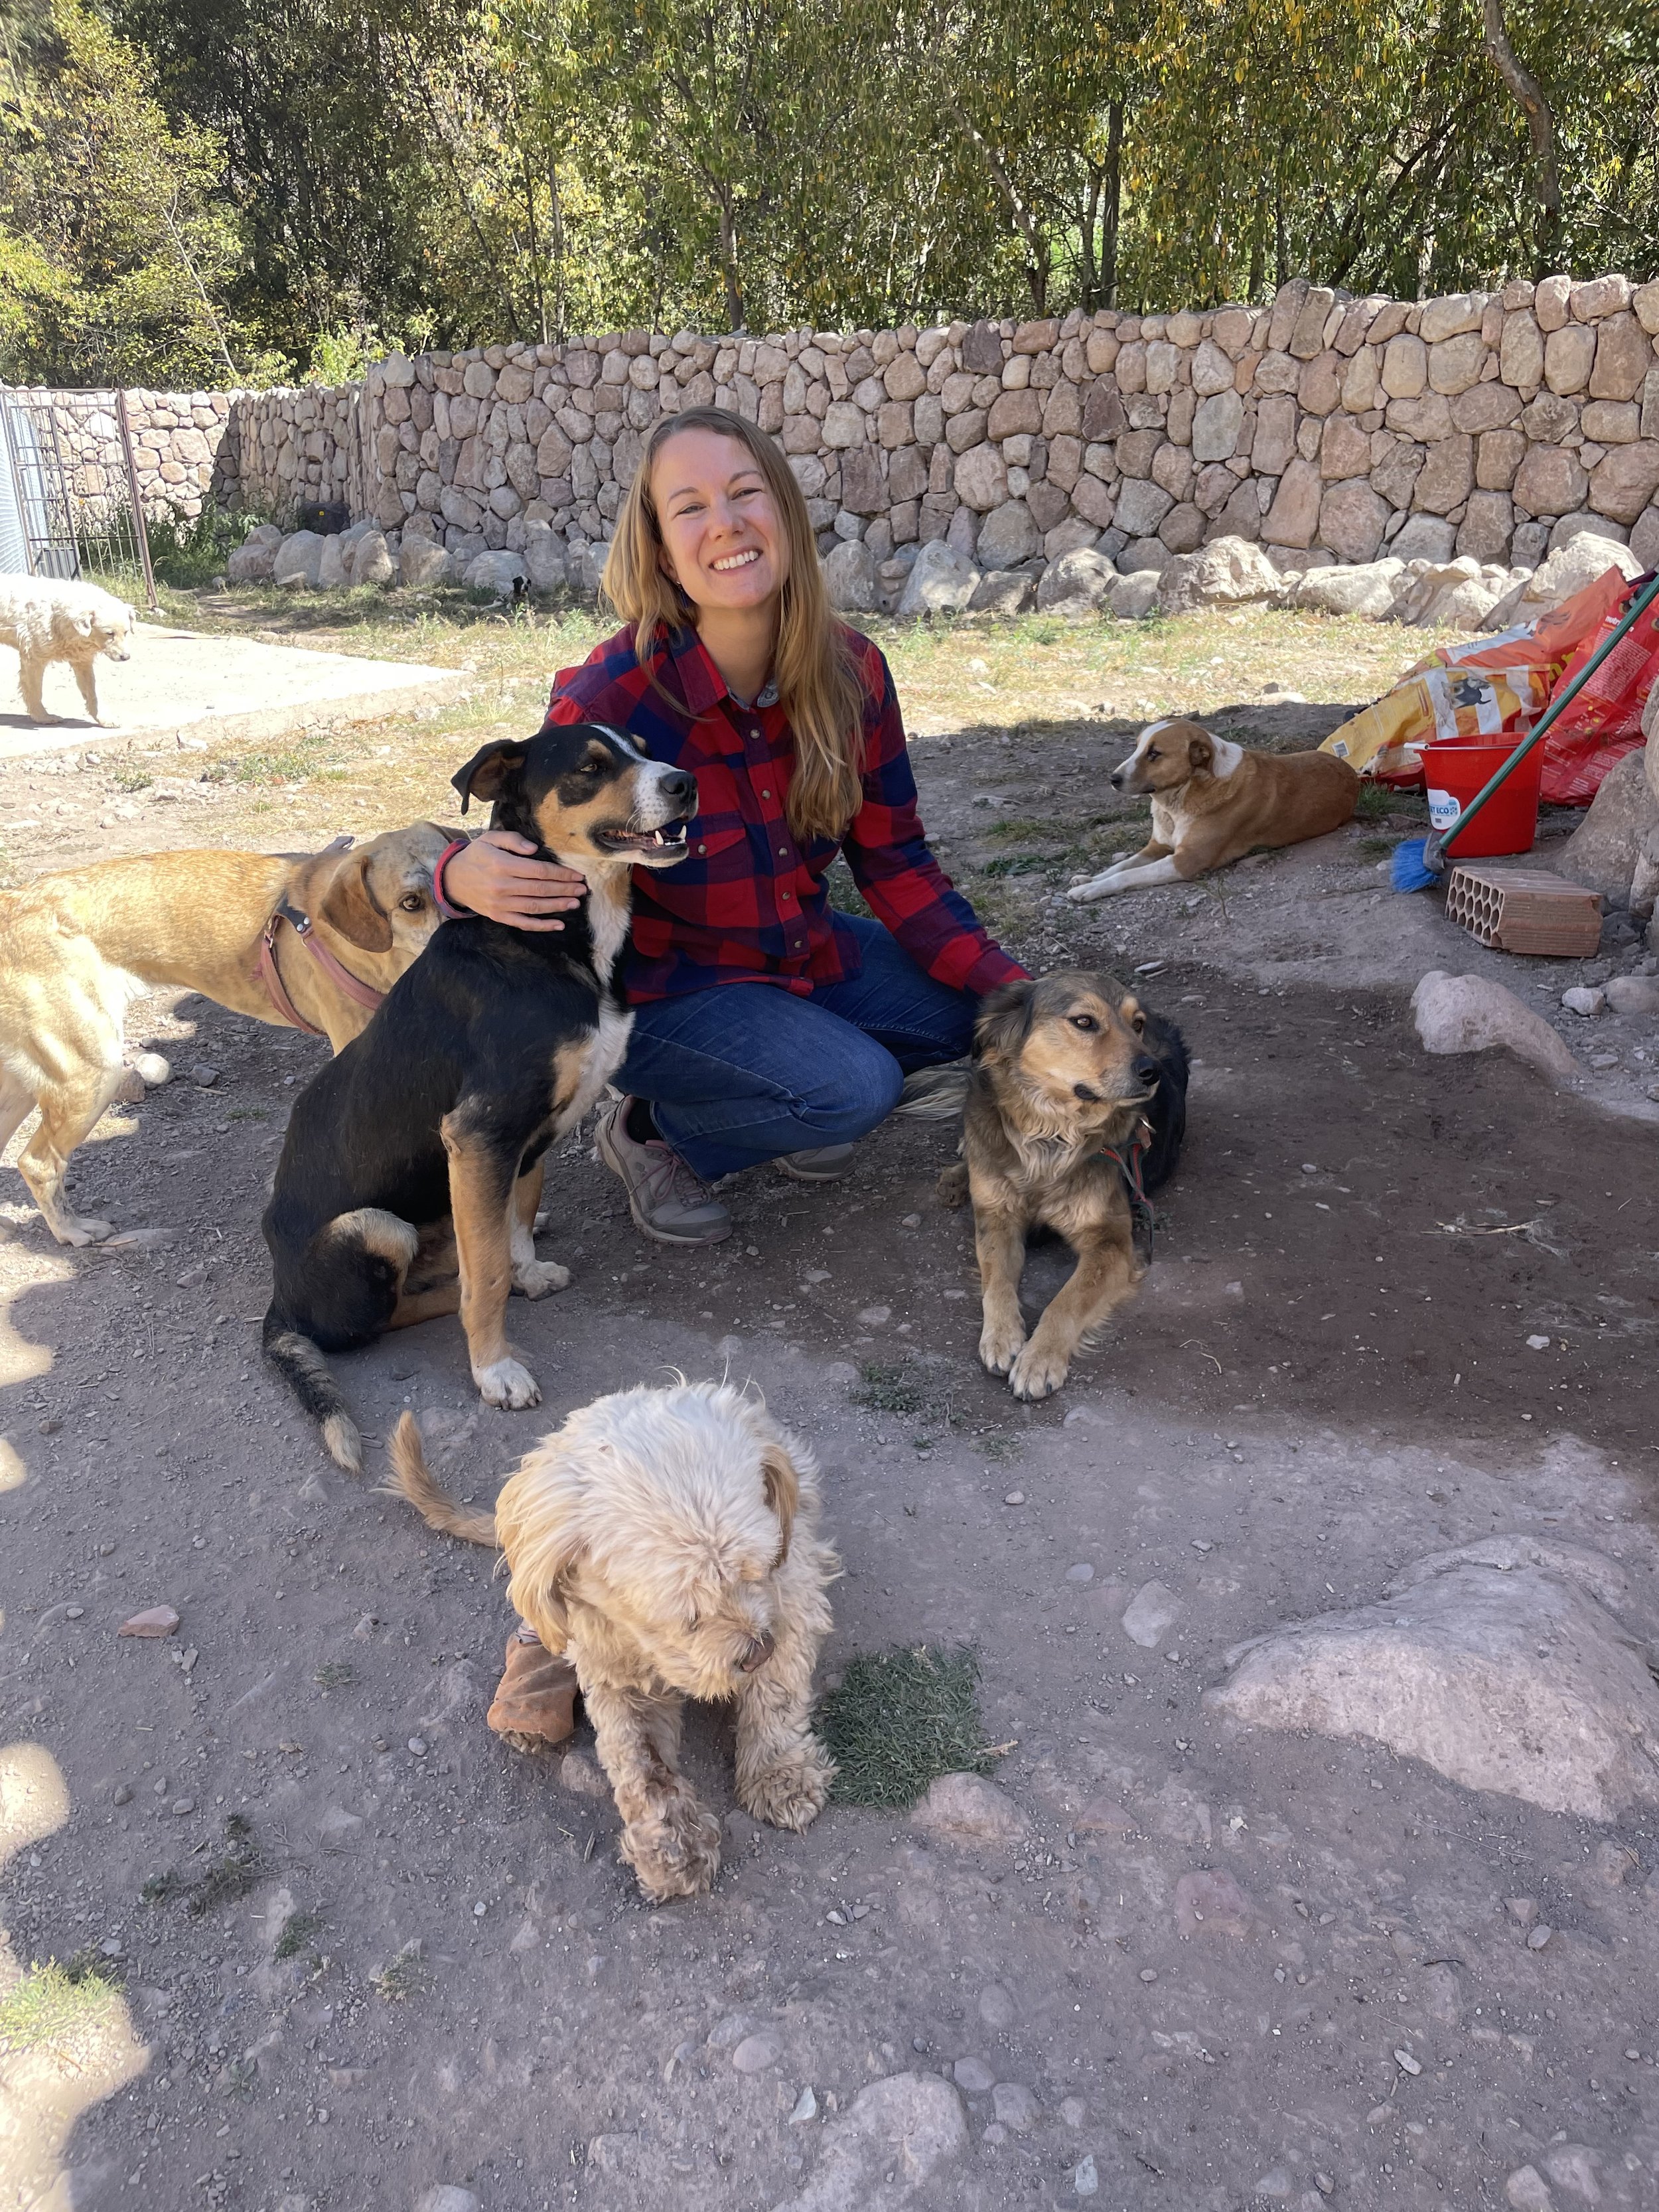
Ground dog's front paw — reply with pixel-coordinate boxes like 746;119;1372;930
979;1317;1027;1376
1009;1339;1070;1400
624;1793;723;1902
741;1743;835;1832
474;1357;541;1410
512;1258;569;1300
52;1216;115;1248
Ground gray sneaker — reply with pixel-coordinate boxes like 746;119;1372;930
777;1143;856;1183
595;1098;731;1245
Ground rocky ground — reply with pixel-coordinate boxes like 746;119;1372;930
2;609;1657;2212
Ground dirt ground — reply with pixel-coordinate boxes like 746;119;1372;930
2;598;1657;2212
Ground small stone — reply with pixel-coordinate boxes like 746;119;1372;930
856;1304;890;1327
1366;2104;1392;2125
133;1052;171;1086
1315;2177;1334;2197
732;2033;780;2073
407;1737;427;1756
1561;986;1605;1016
1394;2047;1421;2076
1254;2172;1293;2203
1504;2168;1555;2212
1003;1491;1025;1506
1505;1895;1538;1925
900;1213;921;1228
1073;2152;1099;2196
954;2056;995;2093
788;2086;818;2122
64;1604;83;1619
1075;1800;1135;1840
1121;1581;1182;1649
171;1797;194;1816
1139;1968;1157;1983
990;2082;1038;2132
472;1901;486;1917
1060;2097;1086;2128
977;1982;1016;2029
118;1606;179;1638
112;1785;132;1806
1066;1563;1095;1583
188;1063;219;1088
1526;1923;1553;1949
416;2191;481;2212
1589;1051;1620;1070
1625;2047;1641;2061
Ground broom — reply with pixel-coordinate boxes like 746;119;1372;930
1390;567;1659;892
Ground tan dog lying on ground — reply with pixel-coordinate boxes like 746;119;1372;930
0;826;450;1244
0;578;135;724
1068;717;1359;899
386;1380;838;1902
944;972;1189;1401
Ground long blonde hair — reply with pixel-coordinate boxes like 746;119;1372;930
603;406;869;842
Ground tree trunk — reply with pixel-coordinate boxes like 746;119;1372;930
719;198;745;332
1099;99;1123;310
1479;0;1561;273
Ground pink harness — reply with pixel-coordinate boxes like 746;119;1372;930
255;856;386;1038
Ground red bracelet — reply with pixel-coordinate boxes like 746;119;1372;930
433;837;470;919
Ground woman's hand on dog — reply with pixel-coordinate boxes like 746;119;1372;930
443;832;587;930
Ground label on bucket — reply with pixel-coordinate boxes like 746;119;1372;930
1427;787;1461;830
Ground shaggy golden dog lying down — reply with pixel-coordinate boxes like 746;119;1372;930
386;1380;837;1901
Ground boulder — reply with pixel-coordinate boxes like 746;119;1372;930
1389;514;1457;563
823;538;881;614
1607;974;1659;1015
1205;1537;1659;1819
1395;556;1501;630
271;530;325;587
1555;752;1659;905
953;443;1008;513
968;569;1037;615
1482;532;1642;629
1410;970;1579;1082
975;499;1041;567
463;550;528;595
1106;569;1163;621
226;537;277;583
350;530;395;587
399;536;453;587
910;1772;1029;1842
522;527;567;593
1318;479;1390;563
895;540;978;617
1293;558;1405;619
1156;534;1283;615
1035;548;1116;616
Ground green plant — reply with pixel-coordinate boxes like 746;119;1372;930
0;1958;123;2055
1358;834;1399;857
851;1361;925;1414
313;1661;354;1690
1354;781;1398;820
818;1644;993;1808
109;763;153;792
372;1943;429;2002
273;1909;324;1961
980;853;1054;877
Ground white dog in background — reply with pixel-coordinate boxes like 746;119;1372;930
0;578;134;724
386;1379;839;1901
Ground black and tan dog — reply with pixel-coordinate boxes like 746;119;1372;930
944;971;1187;1401
262;723;695;1469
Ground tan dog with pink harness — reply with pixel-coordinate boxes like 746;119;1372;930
0;824;451;1244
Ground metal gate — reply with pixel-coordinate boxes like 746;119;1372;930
0;388;157;608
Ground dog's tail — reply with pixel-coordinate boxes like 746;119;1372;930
380;1412;498;1546
262;1307;362;1474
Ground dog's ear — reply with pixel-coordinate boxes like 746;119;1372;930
758;1441;799;1566
1186;727;1215;773
974;978;1037;1064
452;739;530;814
317;849;394;952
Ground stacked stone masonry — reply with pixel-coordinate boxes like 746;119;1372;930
35;273;1659;579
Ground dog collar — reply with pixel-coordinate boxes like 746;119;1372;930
1096;1116;1157;1262
254;897;386;1035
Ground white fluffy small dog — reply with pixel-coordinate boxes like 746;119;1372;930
386;1380;837;1901
0;577;134;724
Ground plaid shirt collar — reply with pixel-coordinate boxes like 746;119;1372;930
659;624;780;717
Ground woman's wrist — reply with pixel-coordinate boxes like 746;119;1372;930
433;835;473;918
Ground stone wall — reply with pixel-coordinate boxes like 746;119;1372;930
35;271;1659;579
17;388;241;523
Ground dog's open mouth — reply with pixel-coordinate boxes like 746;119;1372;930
593;822;690;857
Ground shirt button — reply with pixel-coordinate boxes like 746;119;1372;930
778;846;788;856
760;788;771;798
751;728;760;739
696;842;706;854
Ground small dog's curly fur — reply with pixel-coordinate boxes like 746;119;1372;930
385;1379;838;1902
0;578;133;725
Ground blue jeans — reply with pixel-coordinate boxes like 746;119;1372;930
617;916;978;1181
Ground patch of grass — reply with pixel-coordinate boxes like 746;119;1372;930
1354;781;1396;820
224;729;350;788
152;1815;263;1919
980;852;1056;877
139;1868;182;1907
226;1106;267;1122
983;816;1060;842
1357;834;1400;857
0;1958;122;2055
109;765;153;793
852;1361;926;1415
273;1909;325;1961
372;1943;429;2002
979;1433;1021;1463
818;1644;991;1808
313;1661;354;1690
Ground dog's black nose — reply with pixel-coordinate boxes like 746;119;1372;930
1132;1055;1161;1088
1109;768;1125;787
659;769;696;804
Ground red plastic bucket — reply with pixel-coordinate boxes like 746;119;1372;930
1423;736;1542;859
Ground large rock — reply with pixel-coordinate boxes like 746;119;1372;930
1394;555;1502;630
1155;535;1281;615
1482;532;1642;628
910;1772;1029;1842
316;533;348;588
968;569;1036;615
1293;558;1405;619
522;526;566;593
226;536;277;583
953;443;1008;513
1390;515;1457;563
823;538;881;613
1555;752;1659;905
463;550;528;595
1410;970;1580;1082
1318;480;1390;563
975;499;1041;567
1205;1538;1659;1820
1035;548;1116;616
1106;569;1163;620
774;2072;969;2212
1112;478;1175;539
271;530;325;587
896;540;978;617
400;536;454;587
350;530;396;587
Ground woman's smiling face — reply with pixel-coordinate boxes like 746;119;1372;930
651;428;788;615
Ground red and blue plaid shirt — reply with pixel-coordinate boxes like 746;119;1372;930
544;622;1025;1005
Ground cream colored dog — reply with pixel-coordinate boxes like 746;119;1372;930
0;827;449;1244
386;1380;837;1902
0;578;134;724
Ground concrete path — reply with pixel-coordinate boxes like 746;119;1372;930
0;621;467;761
